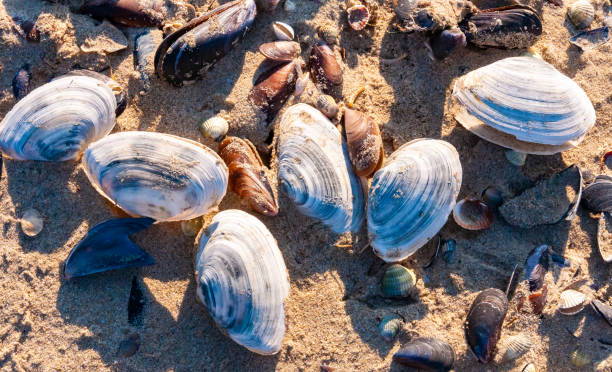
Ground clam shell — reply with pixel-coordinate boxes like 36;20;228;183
277;103;365;233
452;56;596;155
0;74;117;161
558;289;587;315
344;108;384;178
522;363;537;372
393;337;455;372
382;264;417;298
347;4;370;31
200;116;229;142
603;151;612;170
272;21;294;41
582;175;612;212
452;197;493;231
368;139;462;262
82;131;228;222
20;208;43;237
379;314;402;341
568;0;594;29
195;209;289;354
259;41;301;62
310;42;343;94
500;334;532;362
597;212;612;263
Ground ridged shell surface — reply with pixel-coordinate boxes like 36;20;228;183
195;209;289;354
568;0;594;29
277;103;365;233
82;131;228;222
500;334;532;362
0;75;117;161
558;289;587;315
452;56;596;155
368;139;462;262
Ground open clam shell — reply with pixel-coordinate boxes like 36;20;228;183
154;0;256;86
82;131;228;222
0;74;118;161
277;103;365;233
195;209;289;355
368;139;462;262
452;197;493;230
452;56;596;155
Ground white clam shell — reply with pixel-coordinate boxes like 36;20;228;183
558;289;587;315
272;21;294;41
199;116;229;141
277;103;365;233
368;139;462;262
452;56;596;155
195;209;289;355
0;75;117;161
82;131;228;222
501;334;533;362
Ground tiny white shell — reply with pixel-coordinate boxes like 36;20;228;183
272;21;294;41
500;334;532;362
82;131;228;222
199;116;229;142
558;289;587;315
195;209;289;355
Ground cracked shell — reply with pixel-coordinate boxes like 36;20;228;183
82;131;228;222
196;209;289;354
368;139;462;262
277;103;365;233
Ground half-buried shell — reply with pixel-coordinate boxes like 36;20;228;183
82;131;228;222
452;56;596;154
195;209;289;354
368;139;462;262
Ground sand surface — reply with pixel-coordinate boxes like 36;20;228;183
0;0;611;371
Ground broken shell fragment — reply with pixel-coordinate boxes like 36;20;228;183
272;21;294;41
278;104;365;233
500;334;532;362
134;28;163;93
344;108;384;177
196;209;289;354
317;25;339;45
154;0;256;86
459;5;542;49
393;337;455;372
569;27;610;51
558;289;587;315
524;245;550;292
571;349;590;367
465;288;508;363
347;4;370;31
500;165;582;228
567;0;594;29
219;136;278;216
310;42;343;93
316;94;339;119
505;150;527;167
249;60;299;121
259;41;301;62
63;218;155;279
0;73;118;161
80;0;167;27
582;175;612;212
591;299;612;326
20;208;43;237
12;64;30;100
452;56;596;154
368;139;462;262
442;239;456;263
379;314;402;341
382;264;417;298
528;285;548;314
597;212;612;262
82;132;228;222
200;116;229;142
426;27;467;60
452;198;493;231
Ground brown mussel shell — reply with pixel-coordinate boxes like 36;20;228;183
528;285;548;314
81;0;167;28
452;197;493;230
219;137;278;216
393;337;455;372
459;5;542;49
465;288;508;363
259;41;301;62
154;0;256;86
249;60;299;121
310;42;343;93
344;108;383;178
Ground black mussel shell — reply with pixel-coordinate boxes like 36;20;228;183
459;5;542;49
12;64;31;100
592;299;612;327
259;41;301;62
598;212;612;263
80;0;166;28
465;288;508;363
393;337;455;372
426;28;466;60
58;70;127;116
249;60;298;120
583;175;612;212
154;0;256;87
309;42;342;94
63;218;155;279
524;244;549;291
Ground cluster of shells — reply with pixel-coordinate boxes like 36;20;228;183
1;0;611;369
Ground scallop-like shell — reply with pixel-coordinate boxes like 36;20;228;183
316;94;339;119
196;209;289;354
272;21;294;41
0;74;118;161
277;103;365;233
452;197;493;230
500;334;532;362
558;289;587;315
568;0;594;29
368;139;462;262
382;264;416;298
200;116;229;142
82;131;228;222
452;56;596;155
344;108;384;178
379;314;402;341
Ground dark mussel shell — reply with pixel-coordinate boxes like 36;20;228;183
134;28;163;93
582;175;612;212
154;0;256;86
603;151;612;170
310;42;343;93
344;108;384;177
524;244;549;291
592;299;612;327
570;27;610;51
249;60;298;120
13;17;40;42
459;5;542;49
393;337;455;372
426;27;466;60
597;212;612;263
465;288;508;363
12;64;31;100
482;186;503;209
80;0;167;28
58;70;128;116
218;136;278;216
259;41;301;62
63;218;155;279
